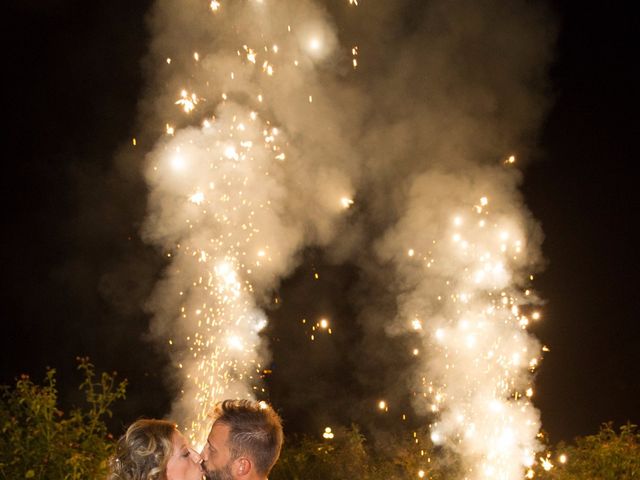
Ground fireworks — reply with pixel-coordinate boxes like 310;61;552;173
378;170;546;479
146;104;299;445
144;0;356;448
143;1;549;476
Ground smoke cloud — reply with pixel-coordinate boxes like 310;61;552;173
137;0;556;475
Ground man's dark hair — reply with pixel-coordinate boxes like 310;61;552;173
212;399;283;476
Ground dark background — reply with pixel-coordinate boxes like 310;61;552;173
3;0;637;444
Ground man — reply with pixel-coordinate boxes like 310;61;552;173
200;399;284;480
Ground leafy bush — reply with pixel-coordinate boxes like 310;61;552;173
536;422;639;480
2;360;636;480
270;424;452;480
0;358;126;480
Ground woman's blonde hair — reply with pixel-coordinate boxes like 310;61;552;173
108;419;176;480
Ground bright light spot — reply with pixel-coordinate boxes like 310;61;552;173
210;0;221;11
319;318;329;329
378;400;387;410
524;451;535;467
189;191;205;205
309;38;321;50
171;156;186;171
254;318;267;332
541;457;553;471
435;329;445;341
175;90;198;113
511;352;521;366
323;427;334;439
227;335;243;350
246;48;257;63
411;319;423;330
418;470;425;478
559;454;567;464
480;196;488;206
224;146;239;160
340;197;354;208
430;431;442;444
408;248;415;257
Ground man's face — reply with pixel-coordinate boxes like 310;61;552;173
201;422;235;480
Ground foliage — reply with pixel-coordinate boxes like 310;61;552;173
535;422;640;480
0;358;127;480
270;424;454;480
273;421;639;480
1;361;637;480
271;425;368;480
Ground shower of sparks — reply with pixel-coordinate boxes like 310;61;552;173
147;104;292;445
144;0;356;449
145;1;549;476
392;183;546;479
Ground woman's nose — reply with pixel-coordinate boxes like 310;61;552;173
189;448;203;464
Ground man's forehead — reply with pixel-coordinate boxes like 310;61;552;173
208;421;230;445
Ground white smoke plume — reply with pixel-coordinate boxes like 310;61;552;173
376;168;546;478
140;0;360;445
138;0;556;475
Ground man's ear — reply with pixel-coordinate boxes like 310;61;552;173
234;457;252;477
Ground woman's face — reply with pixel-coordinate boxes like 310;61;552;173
166;430;204;480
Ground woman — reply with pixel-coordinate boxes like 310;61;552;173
109;419;203;480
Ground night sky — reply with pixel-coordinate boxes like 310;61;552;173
3;0;637;446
